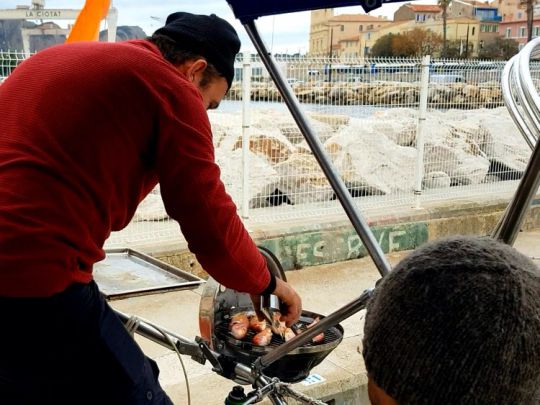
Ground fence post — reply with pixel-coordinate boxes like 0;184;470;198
414;54;430;209
241;52;252;219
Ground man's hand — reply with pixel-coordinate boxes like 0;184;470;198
250;278;302;327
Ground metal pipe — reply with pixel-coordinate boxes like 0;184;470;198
116;308;283;396
242;20;391;277
492;139;540;244
493;38;540;244
500;55;537;150
517;42;540;137
115;310;202;357
256;289;372;370
414;55;430;209
241;52;252;219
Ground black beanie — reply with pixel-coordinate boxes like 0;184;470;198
154;12;240;89
363;236;540;404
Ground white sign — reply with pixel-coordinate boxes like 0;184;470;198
301;374;326;386
25;10;63;18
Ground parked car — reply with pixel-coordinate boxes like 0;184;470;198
430;74;465;84
346;76;363;83
286;77;304;85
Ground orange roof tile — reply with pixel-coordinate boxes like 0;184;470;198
407;4;442;12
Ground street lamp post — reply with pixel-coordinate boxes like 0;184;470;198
328;25;334;82
465;23;470;58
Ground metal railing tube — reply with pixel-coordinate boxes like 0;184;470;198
493;38;540;244
242;20;391;278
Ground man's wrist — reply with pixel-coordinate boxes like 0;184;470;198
261;271;276;296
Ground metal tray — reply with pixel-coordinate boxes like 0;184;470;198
94;248;204;299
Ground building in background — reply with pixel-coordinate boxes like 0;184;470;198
337;35;361;59
394;4;442;22
309;9;391;57
495;0;540;47
359;20;410;57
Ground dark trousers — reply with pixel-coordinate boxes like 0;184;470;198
0;281;174;405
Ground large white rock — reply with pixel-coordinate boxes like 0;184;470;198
268;152;335;205
366;108;418;146
477;109;531;173
208;111;243;148
216;148;279;207
325;119;417;195
422;119;490;185
233;128;296;165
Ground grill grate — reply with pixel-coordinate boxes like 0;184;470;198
214;315;342;350
212;309;345;383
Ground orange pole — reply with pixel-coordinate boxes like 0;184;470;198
66;0;111;43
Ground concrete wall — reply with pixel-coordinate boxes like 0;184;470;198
151;197;540;278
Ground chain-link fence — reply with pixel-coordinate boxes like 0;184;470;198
1;51;533;247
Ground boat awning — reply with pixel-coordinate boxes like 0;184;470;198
226;0;411;22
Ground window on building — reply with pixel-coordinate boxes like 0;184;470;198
506;27;512;38
359;25;363;31
368;24;374;30
472;26;475;35
416;14;420;21
520;26;526;37
340;25;344;31
517;12;522;19
367;32;371;40
535;26;540;37
480;24;485;32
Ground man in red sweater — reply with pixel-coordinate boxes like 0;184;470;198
0;12;301;404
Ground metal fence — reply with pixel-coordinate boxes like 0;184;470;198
0;50;26;80
1;50;534;248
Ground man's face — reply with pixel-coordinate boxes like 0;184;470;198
196;76;228;111
180;58;229;110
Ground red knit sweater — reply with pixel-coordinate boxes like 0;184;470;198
0;40;269;297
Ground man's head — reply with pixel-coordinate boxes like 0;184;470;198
363;236;540;405
151;12;241;110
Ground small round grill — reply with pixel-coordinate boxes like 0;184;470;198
199;247;345;383
214;309;344;382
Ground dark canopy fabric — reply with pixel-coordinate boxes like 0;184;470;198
226;0;411;22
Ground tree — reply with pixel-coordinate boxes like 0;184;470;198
438;0;452;57
478;37;520;60
445;40;463;58
370;33;395;57
370;29;443;57
519;0;540;42
403;28;443;56
390;34;415;57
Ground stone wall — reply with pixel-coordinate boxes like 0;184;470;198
227;80;504;109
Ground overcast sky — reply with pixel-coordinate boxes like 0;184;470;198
2;0;436;53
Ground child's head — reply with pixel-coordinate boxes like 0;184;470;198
363;236;540;404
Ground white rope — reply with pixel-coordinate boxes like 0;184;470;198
125;315;191;405
276;382;328;405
